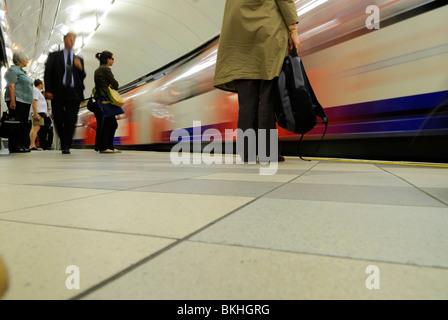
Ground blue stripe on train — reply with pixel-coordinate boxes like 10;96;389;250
317;90;448;136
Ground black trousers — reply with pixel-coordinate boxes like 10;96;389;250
93;107;104;152
236;79;279;161
93;103;118;152
6;101;31;151
38;116;53;150
52;89;80;150
99;116;118;151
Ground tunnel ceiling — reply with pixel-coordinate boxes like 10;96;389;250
1;0;226;95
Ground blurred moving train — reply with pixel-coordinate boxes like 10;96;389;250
74;0;448;162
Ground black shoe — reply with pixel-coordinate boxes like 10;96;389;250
9;149;27;153
62;149;71;154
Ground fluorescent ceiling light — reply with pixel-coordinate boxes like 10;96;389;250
38;54;48;64
296;0;329;16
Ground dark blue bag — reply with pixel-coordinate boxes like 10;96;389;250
99;97;124;117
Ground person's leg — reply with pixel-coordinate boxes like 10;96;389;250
29;125;40;149
16;102;31;150
51;102;65;150
38;117;48;149
58;103;80;152
236;80;260;162
47;127;54;150
6;101;19;152
107;117;118;151
258;80;280;162
93;110;104;152
100;117;113;152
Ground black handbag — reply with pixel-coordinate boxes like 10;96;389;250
0;112;20;138
87;96;100;113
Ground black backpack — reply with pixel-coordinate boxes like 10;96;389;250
276;48;328;158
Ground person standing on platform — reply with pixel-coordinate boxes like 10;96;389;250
4;51;34;153
93;50;122;154
39;105;54;150
44;32;86;154
214;0;300;163
28;79;47;151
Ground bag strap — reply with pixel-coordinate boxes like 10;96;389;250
297;134;311;161
297;118;328;161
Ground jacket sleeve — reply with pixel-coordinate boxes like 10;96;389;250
77;56;87;81
104;67;119;89
276;0;299;26
44;52;56;94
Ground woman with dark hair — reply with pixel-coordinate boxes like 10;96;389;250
93;50;122;153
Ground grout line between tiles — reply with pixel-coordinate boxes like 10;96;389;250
69;161;321;300
186;239;448;271
378;165;448;207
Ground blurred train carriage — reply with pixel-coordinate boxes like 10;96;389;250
75;0;448;162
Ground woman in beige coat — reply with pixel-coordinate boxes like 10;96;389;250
214;0;300;163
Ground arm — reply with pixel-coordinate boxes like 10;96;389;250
8;84;16;110
105;68;119;90
44;53;56;100
74;56;86;81
276;0;300;53
32;99;39;119
98;67;119;90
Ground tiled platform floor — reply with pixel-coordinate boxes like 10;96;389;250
0;149;447;300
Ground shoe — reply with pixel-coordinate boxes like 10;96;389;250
278;155;285;162
113;149;122;153
9;149;27;153
100;149;114;154
62;149;71;154
30;147;43;151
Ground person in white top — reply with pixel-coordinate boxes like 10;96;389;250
29;79;48;151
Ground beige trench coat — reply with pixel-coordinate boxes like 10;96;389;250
214;0;299;93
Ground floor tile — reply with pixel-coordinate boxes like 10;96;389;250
292;171;410;187
266;183;446;207
0;221;174;300
382;167;448;188
0;184;111;213
0;191;254;239
191;198;448;268
193;173;299;183
0;150;446;300
82;242;448;300
132;179;283;197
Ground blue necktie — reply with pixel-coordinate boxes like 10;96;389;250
65;53;72;88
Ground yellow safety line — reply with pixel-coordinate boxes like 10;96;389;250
290;157;448;168
114;151;448;168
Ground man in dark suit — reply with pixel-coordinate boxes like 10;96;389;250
44;32;86;154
